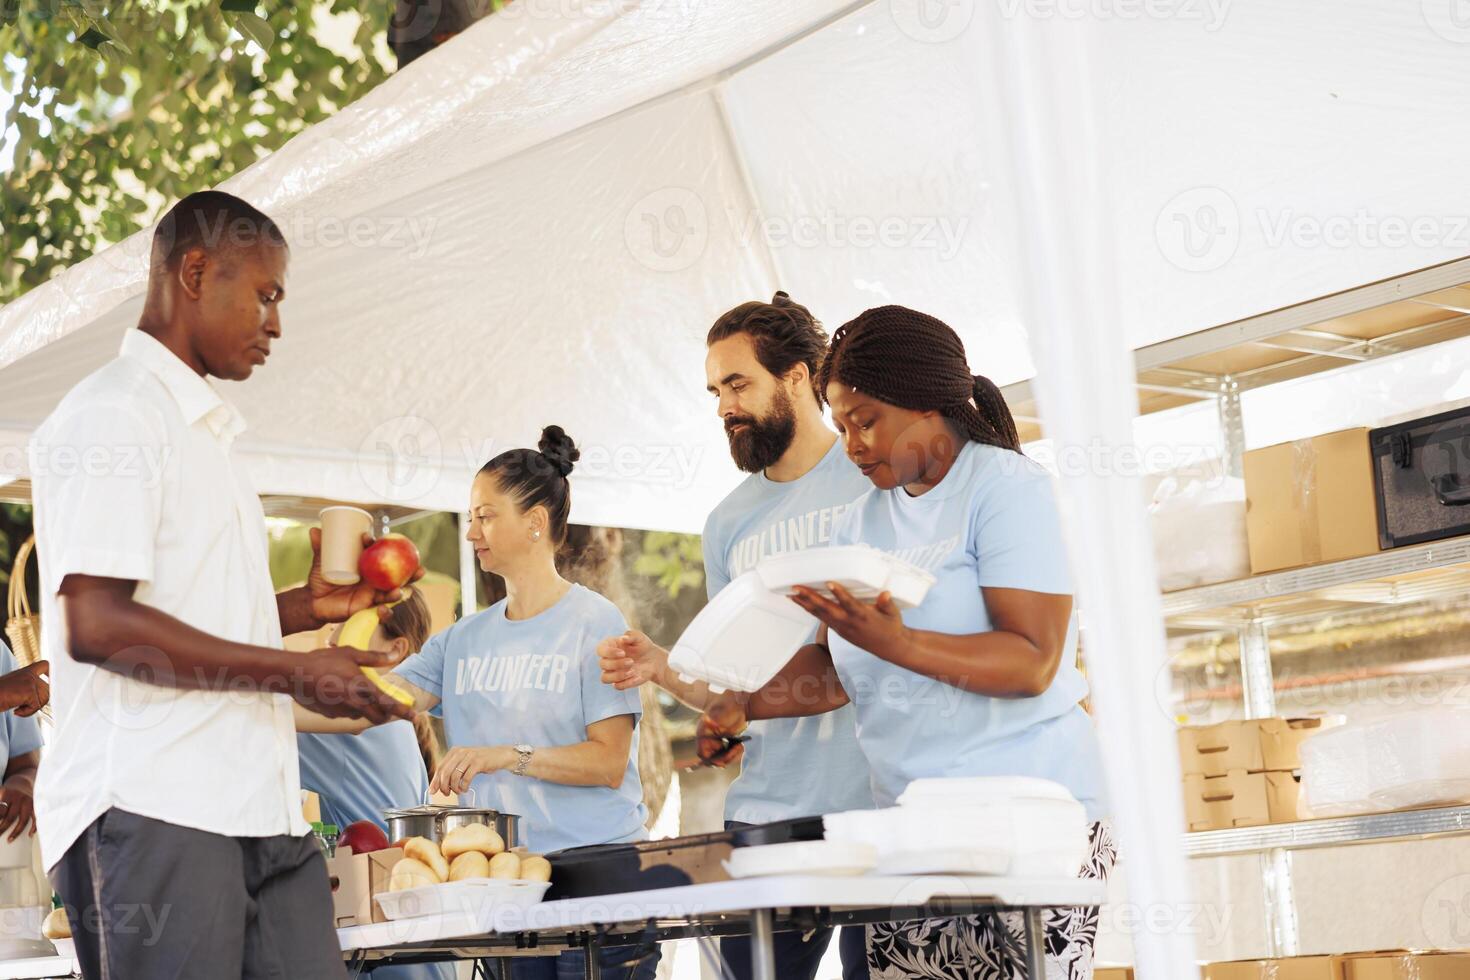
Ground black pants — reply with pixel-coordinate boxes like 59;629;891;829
49;808;347;980
718;821;868;980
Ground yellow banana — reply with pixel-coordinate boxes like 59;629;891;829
336;605;415;706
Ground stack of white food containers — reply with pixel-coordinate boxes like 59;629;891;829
823;777;1090;878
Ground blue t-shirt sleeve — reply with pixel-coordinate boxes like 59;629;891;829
294;733;343;797
581;602;642;727
394;624;450;700
971;457;1074;595
0;646;41;758
701;511;730;600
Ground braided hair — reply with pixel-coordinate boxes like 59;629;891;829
478;425;581;546
818;306;1021;453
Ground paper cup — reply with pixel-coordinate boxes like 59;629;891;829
320;506;374;585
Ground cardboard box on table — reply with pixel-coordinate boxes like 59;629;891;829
1244;428;1380;575
1202;955;1342;979
1183;770;1308;832
1179;718;1339;778
326;846;404;927
1339;951;1470;979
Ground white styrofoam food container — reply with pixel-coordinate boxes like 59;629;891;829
725;840;877;879
374;879;551;921
668;572;815;693
756;545;936;610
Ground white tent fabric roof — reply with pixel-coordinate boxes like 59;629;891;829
4;0;1470;532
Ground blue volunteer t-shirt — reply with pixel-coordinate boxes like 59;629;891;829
702;436;876;824
296;723;428;834
394;584;647;854
828;440;1108;821
0;644;42;761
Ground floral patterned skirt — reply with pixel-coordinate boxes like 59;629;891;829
865;822;1116;980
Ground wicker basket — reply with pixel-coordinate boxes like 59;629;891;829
5;536;40;666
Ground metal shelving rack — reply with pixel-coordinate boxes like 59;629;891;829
1001;254;1470;958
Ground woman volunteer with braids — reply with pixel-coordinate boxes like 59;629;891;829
698;306;1114;980
297;426;657;980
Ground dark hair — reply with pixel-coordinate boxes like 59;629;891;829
819;305;1021;453
151;191;287;273
706;291;828;404
478;425;581;546
378;588;432;650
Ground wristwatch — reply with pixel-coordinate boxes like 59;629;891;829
512;744;535;777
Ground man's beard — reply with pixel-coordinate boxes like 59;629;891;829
725;387;797;474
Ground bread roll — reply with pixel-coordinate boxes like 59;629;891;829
520;855;552;883
449;851;491;882
441;823;505;860
488;851;521;879
42;908;71;940
402;837;449;882
388;857;439;892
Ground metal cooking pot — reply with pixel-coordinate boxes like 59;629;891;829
439;807;520;850
382;794;521;849
382;805;445;843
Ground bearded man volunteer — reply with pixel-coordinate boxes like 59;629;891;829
599;292;872;980
30;191;416;980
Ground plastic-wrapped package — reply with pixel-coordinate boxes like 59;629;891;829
1300;708;1470;816
1148;472;1250;592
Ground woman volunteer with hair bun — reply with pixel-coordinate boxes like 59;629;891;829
297;426;657;980
698;306;1114;980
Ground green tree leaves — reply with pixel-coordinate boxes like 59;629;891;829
1;1;393;304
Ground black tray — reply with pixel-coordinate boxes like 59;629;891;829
730;816;826;848
545;831;736;900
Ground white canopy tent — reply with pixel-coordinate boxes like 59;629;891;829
5;2;1470;976
3;0;1469;530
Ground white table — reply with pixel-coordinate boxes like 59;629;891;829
0;874;1104;979
0;956;73;980
338;874;1106;980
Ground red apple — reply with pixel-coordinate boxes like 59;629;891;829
339;820;391;855
358;534;420;591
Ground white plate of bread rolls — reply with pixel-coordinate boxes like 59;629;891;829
374;828;553;921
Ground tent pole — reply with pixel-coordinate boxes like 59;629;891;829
459;513;479;617
982;9;1201;980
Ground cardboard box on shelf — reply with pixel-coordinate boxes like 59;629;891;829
1179;717;1341;778
326;846;404;928
1244;428;1380;574
1340;951;1470;979
1183;770;1307;832
1094;968;1134;980
1202;957;1342;980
